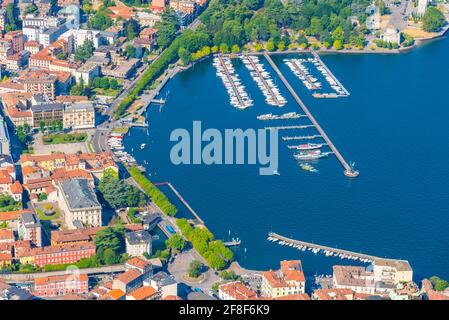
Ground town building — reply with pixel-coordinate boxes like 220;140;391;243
56;178;102;229
417;0;429;17
27;243;96;267
373;259;413;285
312;288;356;300
63;102;95;129
34;274;89;297
381;27;401;45
261;260;306;298
147;271;178;299
5;31;25;53
31;103;64;128
127;286;158;300
24;40;42;55
125;230;152;257
0;115;10;155
219;281;257;300
113;269;144;294
17;212;42;247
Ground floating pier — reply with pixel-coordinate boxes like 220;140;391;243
242;54;285;106
151;98;166;105
268;232;378;263
264;53;359;177
216;54;249;109
311;51;350;97
224;239;241;247
282;135;322;141
265;125;314;130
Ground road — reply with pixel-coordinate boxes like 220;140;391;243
92;16;203;153
388;0;412;30
0;264;125;283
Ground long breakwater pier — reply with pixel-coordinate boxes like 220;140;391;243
263;52;359;178
154;181;204;225
268;232;378;263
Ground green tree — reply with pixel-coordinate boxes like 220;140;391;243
266;39;275;51
74;40;95;63
98;171;145;209
178;47;192;65
219;43;229;53
94;226;125;264
155;9;179;48
422;7;446;32
39;121;46;135
333;39;343;50
124;44;136;58
231;44;240;53
188;260;203;278
166;234;186;251
25;4;38;15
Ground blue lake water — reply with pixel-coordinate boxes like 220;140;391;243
124;36;449;282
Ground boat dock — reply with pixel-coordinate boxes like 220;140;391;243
282;135;322;141
151;98;166;105
265;125;314;130
224;239;241;247
264;52;359;177
154;181;204;225
287;58;321;90
217;54;247;109
268;232;378;263
243;54;283;106
311;51;350;97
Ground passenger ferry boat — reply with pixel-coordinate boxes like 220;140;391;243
287;143;324;151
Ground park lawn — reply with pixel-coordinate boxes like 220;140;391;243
43;133;87;145
36;207;61;221
112;126;130;134
93;87;121;97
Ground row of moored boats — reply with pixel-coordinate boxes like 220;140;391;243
267;236;373;263
311;57;348;96
242;55;287;107
107;133;137;165
213;56;253;109
285;58;322;90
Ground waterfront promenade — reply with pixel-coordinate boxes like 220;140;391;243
263;52;359;178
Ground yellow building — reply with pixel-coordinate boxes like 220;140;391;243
63;102;95;129
261;260;306;298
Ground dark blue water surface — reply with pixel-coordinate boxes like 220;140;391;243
124;36;449;281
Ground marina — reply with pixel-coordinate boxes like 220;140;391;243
267;232;378;264
311;51;350;97
285;58;322;90
264;52;359;178
241;54;287;107
124;36;449;280
213;55;253;109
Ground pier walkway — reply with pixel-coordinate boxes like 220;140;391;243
282;135;322;141
268;232;379;263
264;52;359;177
266;125;314;130
217;54;246;109
311;51;350;97
154;182;204;225
243;54;282;106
